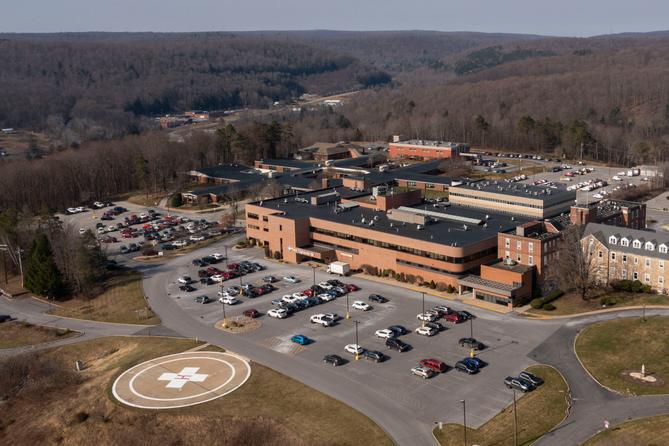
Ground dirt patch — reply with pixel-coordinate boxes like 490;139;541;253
215;317;262;334
0;321;78;349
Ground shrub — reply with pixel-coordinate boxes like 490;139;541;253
542;303;556;311
436;282;448;292
273;251;282;260
542;289;564;304
631;280;643;293
530;298;544;309
446;284;456;294
169;193;182;208
642;285;653;294
429;280;437;289
600;296;618;306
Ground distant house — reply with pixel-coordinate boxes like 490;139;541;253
298;142;363;162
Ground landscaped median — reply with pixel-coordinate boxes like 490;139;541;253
525;291;669;317
575;316;669;395
433;365;570;446
582;414;669;445
48;271;159;325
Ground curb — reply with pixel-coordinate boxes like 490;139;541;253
573;327;626;396
521;304;669;320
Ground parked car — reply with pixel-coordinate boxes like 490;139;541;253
323;354;346;366
268;308;288;319
374;329;395;339
218;296;239;305
416;312;436;322
388;325;409;336
519;371;544;386
344;344;364;355
425;321;445;332
310;314;334;327
362;350;387;363
368;294;388;303
386;338;410;352
283;275;300;283
411;366;436;379
0;315;12;323
290;335;311;345
351;301;371;311
177;276;192;284
179;284;196;293
262;275;278;283
458;337;485;350
504;376;534;392
455;360;479;374
443;313;464;324
419;358;448;373
194;295;212;304
415;326;438;337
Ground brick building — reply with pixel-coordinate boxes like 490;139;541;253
388;139;470;160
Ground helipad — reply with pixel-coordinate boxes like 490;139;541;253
112;351;251;409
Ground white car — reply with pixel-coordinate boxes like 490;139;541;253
411;366;435;379
323;313;340;321
93;201;105;208
282;294;299;304
310;314;334;327
318;281;333;290
416;313;436;322
344;344;364;355
268;308;288;319
292;292;308;300
172;240;187;247
317;293;335;302
75;206;85;213
190;235;205;242
415;326;438;337
211;253;225;260
139;212;148;218
375;329;395;339
66;207;78;214
352;301;371;311
283;275;300;283
97;227;106;234
211;275;224;282
177;276;191;284
218;296;239;305
223;287;239;296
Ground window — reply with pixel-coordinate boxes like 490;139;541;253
633;272;638;280
634;257;639;265
645;258;651;268
516;241;522;250
645;241;655;251
622;254;627;262
598;251;603;258
248;224;260;230
644;273;651;284
609;236;618;245
528;243;534;253
505;238;510;248
633;239;642;249
528;255;534;265
661;261;665;269
620;237;629;247
622;270;627;279
247;213;259;220
262;216;268;222
660;276;665;285
517;254;521;262
611;252;616;260
544;255;548;265
660;244;668;254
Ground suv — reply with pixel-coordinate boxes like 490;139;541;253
411;366;436;379
386;337;410;352
518;371;544;386
455;360;479;374
458;337;485;350
194;295;211;304
388;325;408;336
368;294;388;303
419;358;448;373
310;314;334;327
504;376;534;392
323;354;345;367
362;350;387;363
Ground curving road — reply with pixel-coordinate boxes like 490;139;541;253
3;237;669;445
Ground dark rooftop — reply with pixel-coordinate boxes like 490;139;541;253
452;180;576;207
251;187;529;248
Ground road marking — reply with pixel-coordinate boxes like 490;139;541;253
158;367;208;389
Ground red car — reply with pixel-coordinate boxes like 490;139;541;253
345;284;359;292
303;289;315;297
227;263;239;270
419;358;448;373
443;313;463;324
243;309;259;318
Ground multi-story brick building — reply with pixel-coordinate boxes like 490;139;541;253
582;223;669;293
389;139;470;160
570;200;646;229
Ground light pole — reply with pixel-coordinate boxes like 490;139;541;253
421;291;426;327
311;265;317;289
221;299;227;327
512;388;518;446
470;317;474;339
353;319;360;361
461;399;467;446
345;292;350;319
224;245;228;267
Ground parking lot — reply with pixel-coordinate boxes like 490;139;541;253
157;241;557;427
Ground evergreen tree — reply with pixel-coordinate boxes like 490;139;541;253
24;234;64;298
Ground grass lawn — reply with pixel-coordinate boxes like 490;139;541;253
126;193;165;207
50;272;159;325
434;365;569;446
0;321;77;349
582;414;669;446
0;336;391;446
527;291;669;316
575;316;669;395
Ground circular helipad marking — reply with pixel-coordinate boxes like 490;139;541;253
112;351;251;409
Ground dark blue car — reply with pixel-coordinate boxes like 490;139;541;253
290;335;311;345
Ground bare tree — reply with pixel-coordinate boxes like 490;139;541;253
553;228;603;300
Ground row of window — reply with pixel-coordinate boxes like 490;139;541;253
608;235;667;253
603;251;666;269
504;238;536;253
612;269;663;286
310;227;497;264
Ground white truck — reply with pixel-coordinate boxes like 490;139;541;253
327;261;350;276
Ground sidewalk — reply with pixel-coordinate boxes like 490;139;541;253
352;272;513;314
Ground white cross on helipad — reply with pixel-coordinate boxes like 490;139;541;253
158;367;208;389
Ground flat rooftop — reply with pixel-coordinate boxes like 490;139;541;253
452;180;576;207
393;140;468;149
250;188;529;248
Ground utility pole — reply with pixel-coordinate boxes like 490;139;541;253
421;291;426;327
221;299;227;326
461;399;467;446
512;389;518;446
312;265;317;289
470;317;474;339
345;292;350;319
16;248;23;288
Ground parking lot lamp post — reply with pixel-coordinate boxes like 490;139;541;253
311;265;317;288
354;320;360;361
421;292;426;327
224;245;228;267
512;389;518;446
221;300;227;327
460;399;467;446
345;292;350;319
